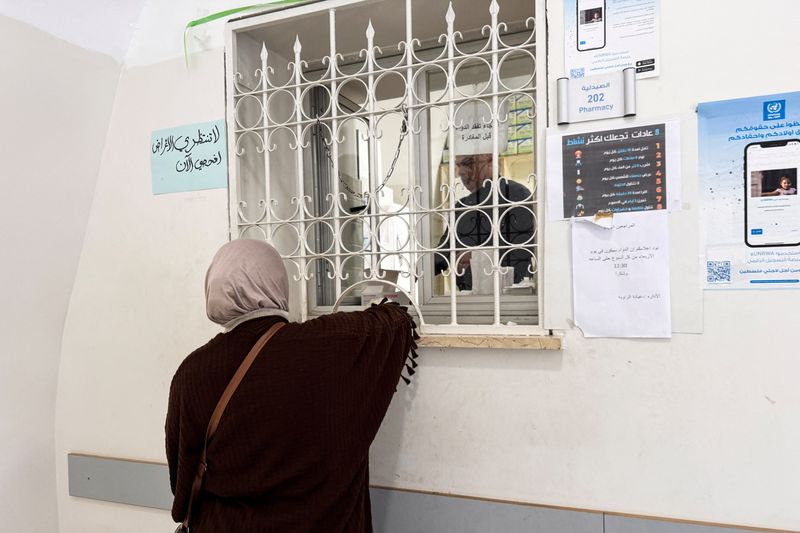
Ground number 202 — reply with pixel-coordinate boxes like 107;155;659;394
587;93;605;103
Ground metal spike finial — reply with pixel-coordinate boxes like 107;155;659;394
489;0;499;16
445;2;455;25
366;19;375;41
260;42;268;62
293;35;302;55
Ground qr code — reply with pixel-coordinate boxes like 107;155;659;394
570;68;585;79
706;261;731;284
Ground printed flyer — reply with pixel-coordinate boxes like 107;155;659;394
564;0;660;80
698;92;800;289
572;211;671;338
546;119;681;220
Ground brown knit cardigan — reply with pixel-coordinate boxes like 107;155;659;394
166;303;417;532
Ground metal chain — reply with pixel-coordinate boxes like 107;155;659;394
319;104;409;202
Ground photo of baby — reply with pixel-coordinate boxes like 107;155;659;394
580;8;603;24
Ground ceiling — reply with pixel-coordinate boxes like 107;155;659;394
0;0;146;62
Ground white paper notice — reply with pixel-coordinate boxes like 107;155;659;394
572;211;671;337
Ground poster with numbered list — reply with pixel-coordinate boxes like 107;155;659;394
546;119;681;220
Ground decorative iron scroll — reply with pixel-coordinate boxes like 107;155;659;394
229;0;539;329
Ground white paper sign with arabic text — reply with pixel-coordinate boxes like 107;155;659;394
572;211;671;338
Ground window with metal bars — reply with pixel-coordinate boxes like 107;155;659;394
226;0;545;336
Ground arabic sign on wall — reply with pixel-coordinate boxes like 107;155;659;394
572;211;671;338
698;91;800;289
546;119;682;220
557;68;636;124
150;119;227;194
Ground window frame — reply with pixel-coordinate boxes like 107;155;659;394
225;0;549;337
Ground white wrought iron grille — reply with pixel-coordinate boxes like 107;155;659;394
227;0;543;334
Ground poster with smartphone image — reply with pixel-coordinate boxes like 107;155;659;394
699;92;800;290
565;0;660;80
745;141;800;247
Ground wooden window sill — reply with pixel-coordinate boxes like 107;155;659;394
417;335;562;350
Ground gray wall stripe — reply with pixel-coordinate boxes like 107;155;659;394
67;454;783;533
68;454;173;510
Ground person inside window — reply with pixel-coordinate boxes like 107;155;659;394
433;152;534;291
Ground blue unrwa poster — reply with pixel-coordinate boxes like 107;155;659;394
698;92;800;290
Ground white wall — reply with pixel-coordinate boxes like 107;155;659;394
0;16;121;533
55;1;800;532
127;0;272;67
54;48;229;533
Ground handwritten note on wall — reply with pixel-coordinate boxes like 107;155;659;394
150;119;227;195
572;211;671;338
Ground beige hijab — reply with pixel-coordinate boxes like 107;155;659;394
205;239;289;331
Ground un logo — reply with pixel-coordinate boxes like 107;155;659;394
763;99;786;121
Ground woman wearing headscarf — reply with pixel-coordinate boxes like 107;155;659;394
166;239;418;532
